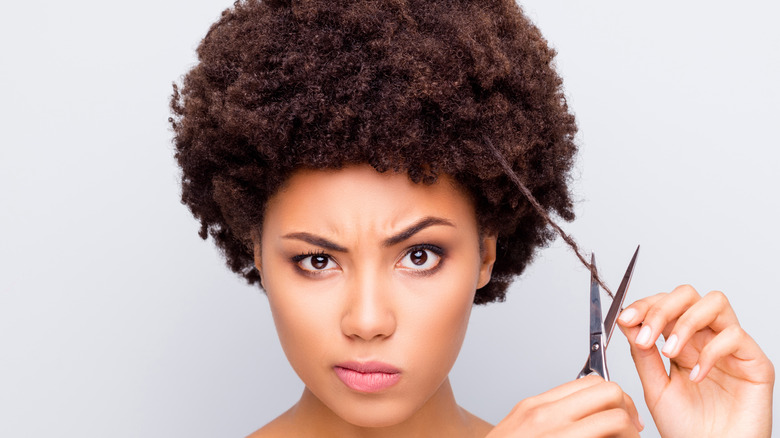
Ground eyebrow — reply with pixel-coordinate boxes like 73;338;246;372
382;216;455;247
282;232;348;253
282;216;455;252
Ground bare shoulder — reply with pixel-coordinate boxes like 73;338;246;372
245;421;283;438
245;409;297;438
461;407;494;437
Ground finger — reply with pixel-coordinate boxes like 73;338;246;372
509;375;604;412
565;381;644;432
499;376;611;435
560;409;641;437
622;388;644;432
632;285;701;350
549;380;629;422
617;293;667;327
690;324;756;383
661;290;740;358
619;322;669;404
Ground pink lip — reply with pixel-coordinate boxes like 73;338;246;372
334;361;401;393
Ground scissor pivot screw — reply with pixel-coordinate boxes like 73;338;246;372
591;343;600;352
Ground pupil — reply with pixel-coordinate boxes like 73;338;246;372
411;250;427;265
312;256;327;269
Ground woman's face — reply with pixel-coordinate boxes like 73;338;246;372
254;164;496;427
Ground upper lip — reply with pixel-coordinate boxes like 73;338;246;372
335;361;400;374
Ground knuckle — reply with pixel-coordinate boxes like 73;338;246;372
523;405;549;425
706;289;729;306
603;381;624;402
724;324;745;339
672;284;698;299
511;398;531;414
614;409;632;425
679;284;700;299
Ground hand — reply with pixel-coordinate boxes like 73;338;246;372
618;285;774;438
487;375;643;437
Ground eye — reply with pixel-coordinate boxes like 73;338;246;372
397;245;443;272
293;252;339;272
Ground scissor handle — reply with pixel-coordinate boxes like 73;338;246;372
577;333;609;381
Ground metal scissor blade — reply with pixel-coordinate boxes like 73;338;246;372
589;253;604;337
578;253;609;380
602;245;640;348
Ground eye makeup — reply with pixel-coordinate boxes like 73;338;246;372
396;243;446;277
290;249;328;263
288;242;448;278
290;250;340;278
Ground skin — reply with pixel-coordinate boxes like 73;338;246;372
618;285;774;437
247;164;774;437
484;289;774;437
249;165;497;437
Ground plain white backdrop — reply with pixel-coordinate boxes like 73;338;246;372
1;1;778;436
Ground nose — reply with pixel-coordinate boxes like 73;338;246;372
340;270;397;341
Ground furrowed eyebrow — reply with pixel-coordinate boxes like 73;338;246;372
382;216;455;247
282;216;455;252
282;233;348;253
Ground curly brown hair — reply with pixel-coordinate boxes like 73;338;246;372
169;0;578;304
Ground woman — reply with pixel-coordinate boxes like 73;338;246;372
169;0;774;436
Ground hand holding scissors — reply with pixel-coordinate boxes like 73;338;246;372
488;244;772;437
487;248;644;437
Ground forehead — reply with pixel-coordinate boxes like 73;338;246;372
262;165;477;236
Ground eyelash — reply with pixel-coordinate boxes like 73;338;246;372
289;244;446;277
290;250;336;277
399;244;446;277
291;250;328;264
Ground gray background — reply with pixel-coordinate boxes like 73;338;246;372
1;1;777;436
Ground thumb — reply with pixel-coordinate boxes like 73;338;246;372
619;323;669;404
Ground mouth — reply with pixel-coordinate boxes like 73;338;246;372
334;361;401;393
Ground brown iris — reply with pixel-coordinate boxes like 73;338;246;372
311;255;328;269
410;250;428;266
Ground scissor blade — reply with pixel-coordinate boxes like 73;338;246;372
603;245;640;348
589;253;604;337
585;253;609;379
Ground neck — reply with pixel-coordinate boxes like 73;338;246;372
281;377;487;438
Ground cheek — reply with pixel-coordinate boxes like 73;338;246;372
262;252;333;358
399;266;477;373
265;285;337;377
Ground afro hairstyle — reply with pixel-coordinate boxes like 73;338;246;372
169;0;578;304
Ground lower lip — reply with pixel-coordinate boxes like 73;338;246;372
334;366;401;393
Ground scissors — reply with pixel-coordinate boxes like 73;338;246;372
577;245;640;381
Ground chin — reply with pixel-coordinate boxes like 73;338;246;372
326;394;423;429
338;409;414;429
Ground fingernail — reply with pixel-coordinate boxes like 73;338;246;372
638;414;645;430
662;334;678;356
689;364;700;381
635;325;652;346
619;308;637;324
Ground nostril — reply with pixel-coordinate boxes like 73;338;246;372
340;304;396;341
340;274;397;340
